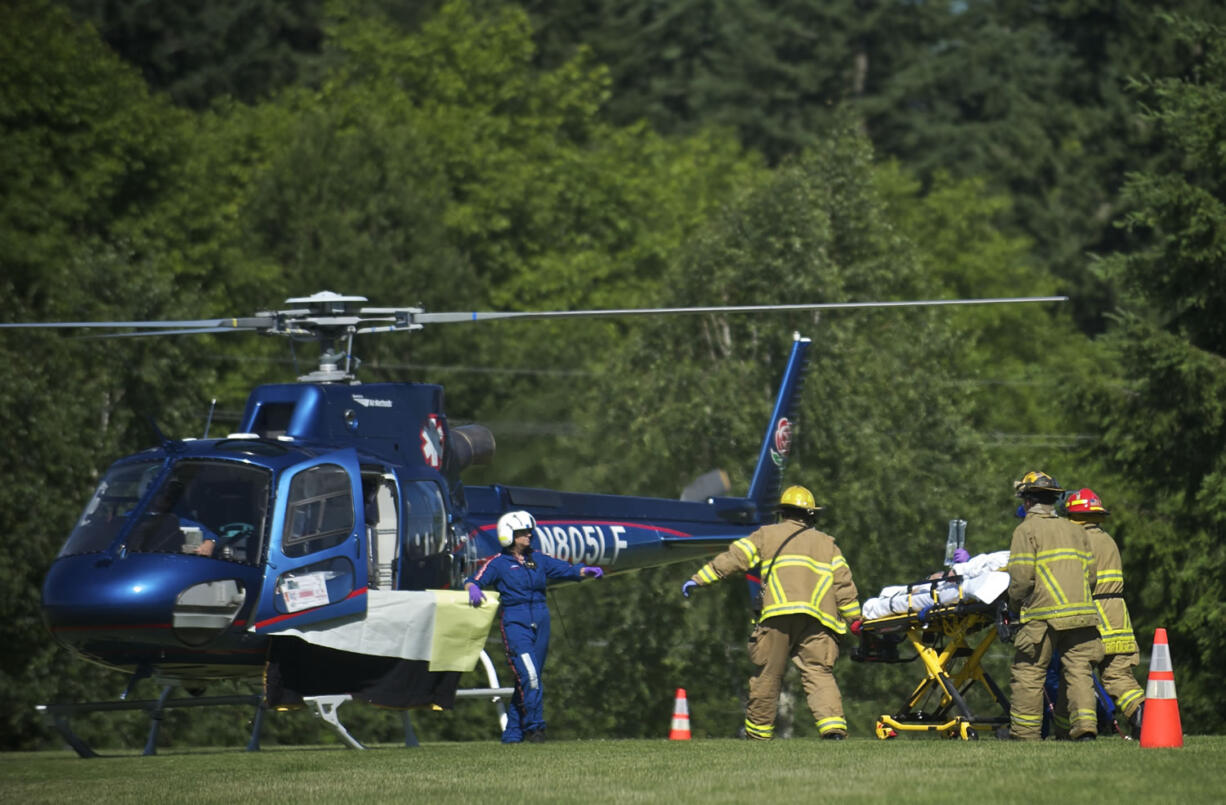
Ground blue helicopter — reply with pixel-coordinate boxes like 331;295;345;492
8;290;1065;750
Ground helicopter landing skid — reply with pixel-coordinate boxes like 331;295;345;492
38;650;513;755
36;687;265;758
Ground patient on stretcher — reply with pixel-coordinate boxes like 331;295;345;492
861;550;1011;621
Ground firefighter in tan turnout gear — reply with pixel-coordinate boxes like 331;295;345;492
1006;471;1104;741
681;486;861;740
1057;487;1145;735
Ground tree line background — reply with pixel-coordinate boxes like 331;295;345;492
2;0;1224;748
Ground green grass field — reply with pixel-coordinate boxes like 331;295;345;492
2;736;1222;804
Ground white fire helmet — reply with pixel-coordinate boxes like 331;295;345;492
497;510;536;547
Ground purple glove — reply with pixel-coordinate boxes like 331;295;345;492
681;580;698;598
953;548;971;564
466;584;485;607
581;566;604;579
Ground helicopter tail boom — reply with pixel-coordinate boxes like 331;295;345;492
460;334;815;571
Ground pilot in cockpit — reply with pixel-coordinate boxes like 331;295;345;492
128;480;186;553
196;484;258;560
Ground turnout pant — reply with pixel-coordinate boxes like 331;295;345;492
1010;621;1103;740
1054;649;1145;736
745;614;845;740
499;607;551;743
1099;651;1145;719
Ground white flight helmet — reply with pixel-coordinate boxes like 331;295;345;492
497;510;536;547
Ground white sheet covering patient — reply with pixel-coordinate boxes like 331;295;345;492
862;550;1011;621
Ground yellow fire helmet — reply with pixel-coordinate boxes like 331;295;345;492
1013;470;1064;498
779;485;821;513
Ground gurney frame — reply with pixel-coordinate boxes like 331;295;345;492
853;597;1011;741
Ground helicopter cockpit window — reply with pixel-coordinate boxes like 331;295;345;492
124;461;271;565
282;464;354;558
61;460;163;556
401;481;447;559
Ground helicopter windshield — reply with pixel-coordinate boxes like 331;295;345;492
61;460;163;556
121;460;272;564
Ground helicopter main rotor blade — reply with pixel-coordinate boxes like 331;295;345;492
0;295;1067;351
82;326;267;339
409;296;1068;324
0;317;275;331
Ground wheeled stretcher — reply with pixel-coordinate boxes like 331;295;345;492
853;561;1015;741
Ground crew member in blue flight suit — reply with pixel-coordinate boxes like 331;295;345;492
465;510;603;743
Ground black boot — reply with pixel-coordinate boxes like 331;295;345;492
1130;703;1144;736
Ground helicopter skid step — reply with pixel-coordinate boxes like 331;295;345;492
307;685;514;749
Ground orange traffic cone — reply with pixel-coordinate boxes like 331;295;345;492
1139;627;1183;748
669;688;691;740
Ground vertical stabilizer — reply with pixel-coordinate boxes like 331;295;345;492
747;333;811;511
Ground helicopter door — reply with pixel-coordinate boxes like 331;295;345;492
252;449;368;633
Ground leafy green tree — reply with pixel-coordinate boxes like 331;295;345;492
524;0;885;164
0;0;258;748
1076;14;1226;731
0;0;763;748
861;0;1225;332
236;0;764;487
58;0;329;109
874;163;1091;483
524;1;1226;339
527;123;1018;737
864;7;1100;292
